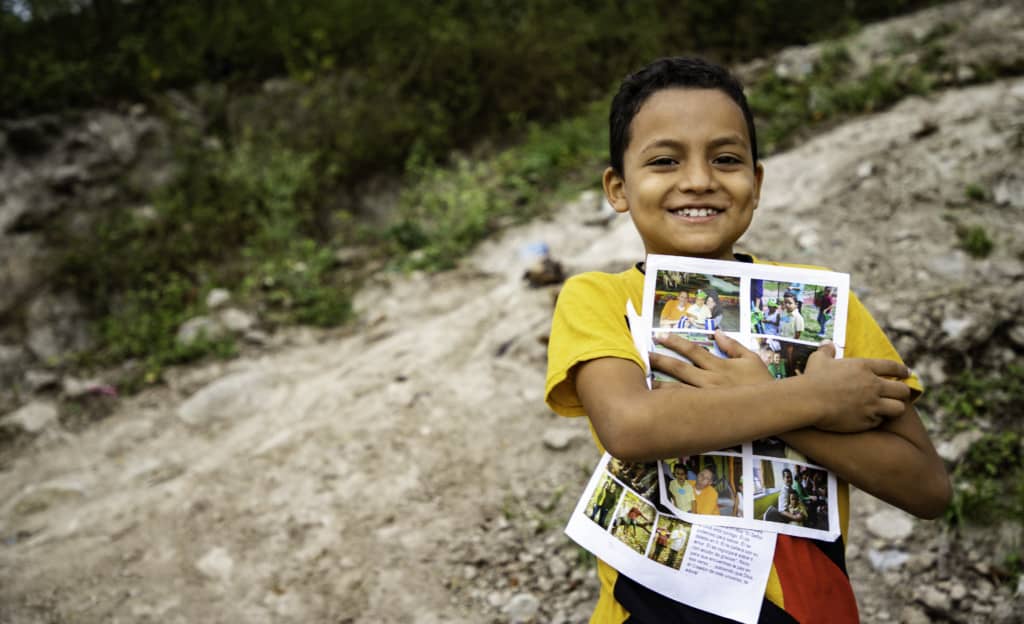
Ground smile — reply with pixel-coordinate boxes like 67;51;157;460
668;207;724;218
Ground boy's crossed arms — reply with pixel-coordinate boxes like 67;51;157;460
575;330;950;519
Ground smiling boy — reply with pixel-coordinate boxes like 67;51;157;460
546;57;950;623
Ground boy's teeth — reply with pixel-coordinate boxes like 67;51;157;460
673;208;716;217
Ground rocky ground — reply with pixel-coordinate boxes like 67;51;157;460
2;2;1024;623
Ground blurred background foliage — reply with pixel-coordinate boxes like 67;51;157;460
3;0;937;372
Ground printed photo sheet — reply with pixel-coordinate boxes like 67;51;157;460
565;452;777;624
640;254;849;540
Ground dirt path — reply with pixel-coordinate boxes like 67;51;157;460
2;18;1024;624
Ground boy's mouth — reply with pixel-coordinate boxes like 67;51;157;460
667;206;724;218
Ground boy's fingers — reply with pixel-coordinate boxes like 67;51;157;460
712;330;754;359
865;358;910;379
879;379;912;401
877;397;909;419
654;334;718;368
650;353;710;387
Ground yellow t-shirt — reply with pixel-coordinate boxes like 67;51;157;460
545;258;921;624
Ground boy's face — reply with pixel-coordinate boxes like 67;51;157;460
603;88;763;261
783;296;797;311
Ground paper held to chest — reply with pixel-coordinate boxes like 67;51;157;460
564;255;851;623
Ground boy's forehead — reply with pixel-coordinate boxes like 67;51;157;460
628;87;750;152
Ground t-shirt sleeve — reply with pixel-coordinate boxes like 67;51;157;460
845;291;924;399
545;273;645;417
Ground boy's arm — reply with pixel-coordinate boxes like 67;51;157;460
575;334;912;462
778;403;951;519
639;333;950;519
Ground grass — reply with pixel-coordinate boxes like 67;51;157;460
924;365;1024;528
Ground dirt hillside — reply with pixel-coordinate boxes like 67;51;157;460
2;4;1023;623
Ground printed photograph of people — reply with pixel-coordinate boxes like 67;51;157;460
755;337;818;379
751;280;837;343
664;455;742;517
608;458;660;505
650;332;726;383
585;473;624;530
654;270;740;331
754;461;831;532
610;491;656;554
649;516;691;570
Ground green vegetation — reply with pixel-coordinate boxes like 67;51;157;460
965;183;988;201
925;365;1024;527
748;43;936;154
16;0;939;378
957;224;995;258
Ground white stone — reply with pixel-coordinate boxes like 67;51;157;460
542;428;579;451
866;548;910;571
1;401;58;433
865;508;915;542
175;316;225;346
857;161;875;178
195;547;234;582
936;429;985;464
218;308;255;332
177;370;274;426
205;288;231;309
899;605;931;624
941;317;972;341
916;585;952;612
502;592;540;623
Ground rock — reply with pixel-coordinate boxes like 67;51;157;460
177;370;274;426
23;368;59;392
865;509;915;542
8;478;87;516
549;556;569;579
949;582;967;602
915;585;952;612
992;175;1024;208
195;547;234;583
62;376;113;399
205;288;231;309
867;548;910;572
907;551;936;573
899;605;931;624
175;316;226;346
542;428;579;451
1008;324;1024;349
936;429;985;464
991;601;1015;623
1;401;58;433
502;592;540;623
25;290;93;361
940;317;972;341
218;308;255;332
926;252;968;280
857;161;875;178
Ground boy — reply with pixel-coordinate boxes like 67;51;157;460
667;462;696;513
778;292;805;339
545;57;950;623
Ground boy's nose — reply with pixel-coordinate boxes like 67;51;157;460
676;160;715;193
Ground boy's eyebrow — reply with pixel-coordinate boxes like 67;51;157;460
638;133;750;154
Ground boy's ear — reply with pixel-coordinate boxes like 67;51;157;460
603;166;630;214
752;162;765;209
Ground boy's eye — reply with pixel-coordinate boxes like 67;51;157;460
648;157;678;167
713;154;743;165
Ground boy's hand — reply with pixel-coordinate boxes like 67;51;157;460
802;343;912;433
651;331;771;388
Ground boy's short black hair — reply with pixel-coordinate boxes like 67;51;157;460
609;56;758;176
